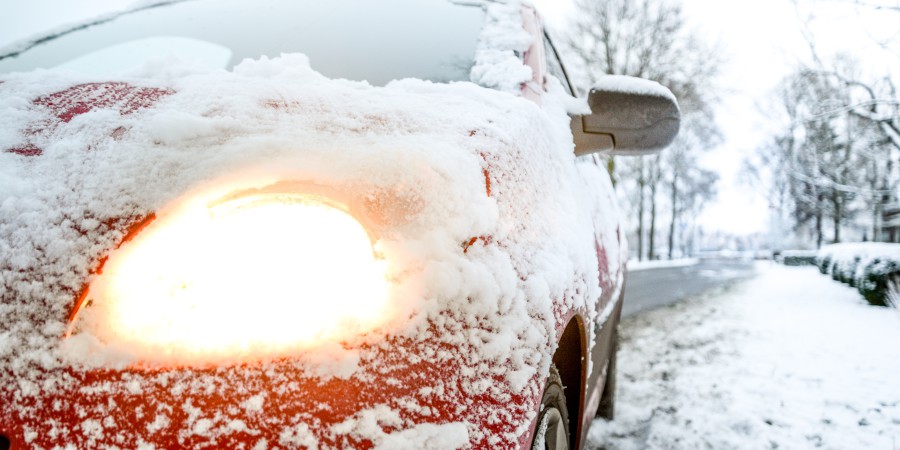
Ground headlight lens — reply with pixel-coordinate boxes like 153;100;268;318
74;190;389;364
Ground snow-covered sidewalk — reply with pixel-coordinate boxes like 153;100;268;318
589;262;900;449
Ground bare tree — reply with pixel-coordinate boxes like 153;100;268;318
562;0;723;260
664;109;721;258
741;0;900;247
634;157;647;261
647;154;662;260
752;60;897;247
802;2;899;243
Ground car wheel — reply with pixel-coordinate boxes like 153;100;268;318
532;366;570;450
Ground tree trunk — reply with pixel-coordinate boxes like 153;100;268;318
873;197;881;242
637;162;645;262
833;194;842;243
815;193;824;249
649;177;658;260
668;174;678;259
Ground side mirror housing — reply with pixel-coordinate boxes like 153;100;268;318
572;75;681;156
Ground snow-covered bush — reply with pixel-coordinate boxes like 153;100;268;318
781;250;816;266
858;258;900;307
887;277;900;309
816;243;900;307
816;253;833;274
832;255;862;285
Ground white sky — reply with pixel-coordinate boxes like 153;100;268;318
3;0;897;237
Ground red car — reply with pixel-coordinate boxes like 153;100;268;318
0;1;679;448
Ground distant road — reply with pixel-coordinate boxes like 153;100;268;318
622;257;758;317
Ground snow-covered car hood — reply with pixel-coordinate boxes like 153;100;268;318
0;51;623;448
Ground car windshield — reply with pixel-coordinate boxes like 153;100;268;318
0;0;484;85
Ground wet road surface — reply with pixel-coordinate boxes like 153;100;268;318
622;257;758;318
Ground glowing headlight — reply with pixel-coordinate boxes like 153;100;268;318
73;190;389;364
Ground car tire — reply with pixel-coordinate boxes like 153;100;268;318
596;341;617;420
531;365;570;450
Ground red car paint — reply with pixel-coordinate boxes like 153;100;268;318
0;6;625;450
6;82;171;157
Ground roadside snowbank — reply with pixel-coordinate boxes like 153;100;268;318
589;262;900;449
627;258;698;272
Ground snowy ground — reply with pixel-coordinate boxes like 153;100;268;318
588;262;900;450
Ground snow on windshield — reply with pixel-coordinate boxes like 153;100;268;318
0;1;620;448
0;0;190;61
0;0;485;85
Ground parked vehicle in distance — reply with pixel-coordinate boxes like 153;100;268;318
0;1;679;448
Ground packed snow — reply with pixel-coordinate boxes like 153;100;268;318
588;262;900;449
589;75;677;103
0;0;625;448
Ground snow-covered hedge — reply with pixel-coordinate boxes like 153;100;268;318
780;250;817;266
815;243;900;307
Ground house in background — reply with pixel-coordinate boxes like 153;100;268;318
883;203;900;243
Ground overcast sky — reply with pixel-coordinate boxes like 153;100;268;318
3;0;897;237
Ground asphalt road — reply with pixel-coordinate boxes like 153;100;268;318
621;257;758;318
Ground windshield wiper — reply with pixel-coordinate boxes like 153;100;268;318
0;0;195;61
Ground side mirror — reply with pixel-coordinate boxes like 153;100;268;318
572;75;681;156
